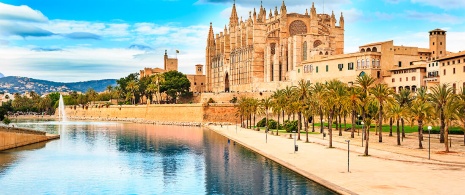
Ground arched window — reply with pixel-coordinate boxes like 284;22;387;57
314;40;322;48
319;51;323;55
325;51;329;55
357;60;360;69
194;82;197;85
359;71;366;77
372;59;376;67
361;59;365;68
377;59;380;67
289;20;307;36
366;48;372;52
303;41;308;61
372;47;378;52
361;48;366;52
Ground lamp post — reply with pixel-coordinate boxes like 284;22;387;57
361;121;365;147
294;128;297;153
428;126;432;160
345;140;350;173
322;119;325;140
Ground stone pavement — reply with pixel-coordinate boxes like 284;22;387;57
208;125;465;195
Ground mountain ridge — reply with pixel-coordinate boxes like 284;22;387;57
0;76;117;95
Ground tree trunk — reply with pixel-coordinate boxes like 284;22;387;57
364;121;370;156
389;118;393;136
351;110;355;138
253;114;256;128
320;110;324;133
339;114;342;136
266;110;269;135
379;104;383;142
401;118;405;138
305;116;309;143
445;122;449;152
440;110;445;143
329;110;334;148
276;111;280;136
397;119;401;145
344;115;347;132
297;112;301;140
418;120;423;149
312;115;315;132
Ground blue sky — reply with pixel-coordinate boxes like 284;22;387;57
0;0;465;82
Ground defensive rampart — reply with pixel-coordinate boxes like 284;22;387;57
0;127;60;151
64;103;238;124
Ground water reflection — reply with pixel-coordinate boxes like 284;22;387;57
0;120;335;194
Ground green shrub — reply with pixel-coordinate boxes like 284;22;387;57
422;129;463;135
207;98;216;104
257;118;278;129
3;117;11;126
284;120;298;132
229;97;238;103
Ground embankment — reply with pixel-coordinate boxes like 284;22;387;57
64;103;238;124
0;126;60;151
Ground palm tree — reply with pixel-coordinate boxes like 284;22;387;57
408;100;433;149
107;85;113;103
312;82;326;133
389;104;404;145
456;89;465;145
369;83;393;142
356;74;376;150
271;89;285;135
146;83;157;104
364;99;379;155
348;86;361;138
153;74;165;104
260;97;273;134
126;80;139;105
325;79;344;148
394;89;415;139
429;84;454;143
296;79;312;140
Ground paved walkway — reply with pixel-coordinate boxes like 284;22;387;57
208;125;465;195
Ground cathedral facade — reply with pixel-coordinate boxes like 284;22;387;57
205;1;344;92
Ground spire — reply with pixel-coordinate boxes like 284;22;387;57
207;22;215;46
229;0;239;27
339;12;344;28
269;9;272;18
224;25;228;34
274;6;278;16
281;1;287;12
310;2;317;17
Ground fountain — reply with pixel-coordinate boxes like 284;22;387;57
58;94;67;122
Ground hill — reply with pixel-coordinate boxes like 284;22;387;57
0;76;117;95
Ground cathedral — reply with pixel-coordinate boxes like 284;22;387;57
205;1;344;92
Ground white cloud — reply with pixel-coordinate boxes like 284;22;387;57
411;0;465;9
405;11;461;24
0;2;48;23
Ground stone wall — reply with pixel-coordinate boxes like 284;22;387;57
0;127;59;151
64;104;238;124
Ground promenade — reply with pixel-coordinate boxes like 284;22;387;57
209;125;465;195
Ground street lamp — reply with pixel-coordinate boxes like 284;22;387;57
345;140;350;173
361;121;365;147
294;128;298;153
428;126;432;160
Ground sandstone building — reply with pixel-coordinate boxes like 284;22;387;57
206;1;344;92
204;1;464;95
140;50;206;93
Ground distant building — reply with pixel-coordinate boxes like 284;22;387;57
139;51;206;93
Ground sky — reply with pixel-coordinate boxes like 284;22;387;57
0;0;465;82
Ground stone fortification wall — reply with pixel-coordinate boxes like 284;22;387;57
0;127;59;151
64;104;238;124
65;104;204;123
200;92;274;103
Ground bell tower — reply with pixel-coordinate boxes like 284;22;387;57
429;29;446;60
